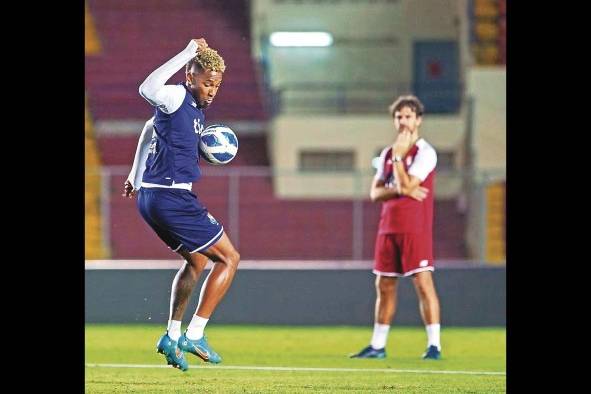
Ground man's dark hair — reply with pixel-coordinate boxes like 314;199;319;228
388;95;425;118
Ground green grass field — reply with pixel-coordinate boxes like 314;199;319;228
85;324;505;393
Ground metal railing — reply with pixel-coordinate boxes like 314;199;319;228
86;165;504;263
266;82;464;115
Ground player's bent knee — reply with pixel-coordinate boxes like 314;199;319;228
213;249;240;270
226;250;240;269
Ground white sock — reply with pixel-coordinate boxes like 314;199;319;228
426;323;441;350
370;323;390;349
167;320;182;342
186;315;209;340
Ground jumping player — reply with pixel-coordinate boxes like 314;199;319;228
123;38;240;371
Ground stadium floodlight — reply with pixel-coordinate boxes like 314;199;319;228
269;32;333;47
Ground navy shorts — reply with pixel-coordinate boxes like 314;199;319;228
137;187;224;254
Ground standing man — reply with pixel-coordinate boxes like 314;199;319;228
123;38;240;371
351;95;442;360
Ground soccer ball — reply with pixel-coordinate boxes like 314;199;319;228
199;124;238;165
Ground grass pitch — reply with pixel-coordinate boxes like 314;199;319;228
86;324;505;393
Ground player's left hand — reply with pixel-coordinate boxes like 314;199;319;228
408;186;429;201
123;179;136;198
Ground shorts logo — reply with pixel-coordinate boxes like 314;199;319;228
406;157;413;166
207;213;219;226
419;260;429;267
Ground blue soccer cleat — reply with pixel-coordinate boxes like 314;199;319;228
156;332;189;371
422;345;442;360
178;333;222;364
350;345;386;359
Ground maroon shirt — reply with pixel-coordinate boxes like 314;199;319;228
374;138;437;234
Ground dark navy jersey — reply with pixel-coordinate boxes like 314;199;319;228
142;83;205;186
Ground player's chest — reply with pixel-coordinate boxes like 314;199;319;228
168;105;205;138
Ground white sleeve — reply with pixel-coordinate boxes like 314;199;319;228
374;147;389;181
408;146;437;181
127;117;155;190
138;40;199;114
141;85;187;114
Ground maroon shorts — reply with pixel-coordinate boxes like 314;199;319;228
373;232;433;277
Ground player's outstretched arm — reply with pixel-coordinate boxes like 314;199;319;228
138;38;208;113
123;117;155;198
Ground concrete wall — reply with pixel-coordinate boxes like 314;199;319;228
266;67;506;199
270;113;465;199
86;266;505;326
249;0;474;199
251;0;461;89
466;66;506;172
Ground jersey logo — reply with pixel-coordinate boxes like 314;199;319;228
194;118;204;135
191;101;197;107
148;137;157;155
406;156;413;166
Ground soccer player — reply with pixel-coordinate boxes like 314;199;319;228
351;95;442;360
122;38;240;371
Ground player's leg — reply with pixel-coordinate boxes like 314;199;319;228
168;251;209;330
375;275;399;325
399;232;441;359
351;234;401;359
412;271;440;325
153;248;210;372
351;275;398;359
137;188;208;371
371;275;399;348
178;232;240;363
194;232;240;317
412;271;441;359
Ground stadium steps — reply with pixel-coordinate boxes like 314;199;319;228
85;99;109;259
85;2;101;55
485;181;505;264
470;0;503;65
85;0;266;122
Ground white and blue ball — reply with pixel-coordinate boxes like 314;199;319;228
198;124;238;165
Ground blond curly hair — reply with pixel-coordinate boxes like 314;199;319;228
186;47;226;73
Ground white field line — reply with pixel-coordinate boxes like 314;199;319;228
85;363;505;376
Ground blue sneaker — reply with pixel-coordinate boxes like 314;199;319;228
156;332;189;371
422;345;441;360
350;345;386;359
178;334;222;364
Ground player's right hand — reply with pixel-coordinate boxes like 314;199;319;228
408;186;429;201
191;38;208;53
393;130;412;156
123;179;136;198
